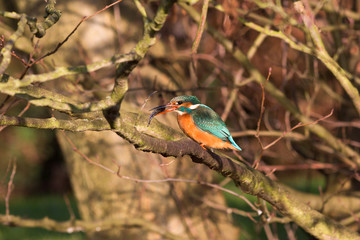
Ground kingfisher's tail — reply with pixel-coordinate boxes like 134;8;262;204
228;136;242;151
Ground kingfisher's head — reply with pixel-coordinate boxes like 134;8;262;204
150;95;201;116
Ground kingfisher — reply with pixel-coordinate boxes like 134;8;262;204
149;95;242;151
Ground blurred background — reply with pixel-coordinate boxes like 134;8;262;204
1;0;360;239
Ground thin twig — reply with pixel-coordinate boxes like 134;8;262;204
34;0;123;65
258;162;344;172
191;0;210;70
63;194;76;221
263;109;334;150
191;0;209;55
5;159;16;218
0;160;13;196
18;39;41;79
253;68;271;168
136;91;157;126
255;68;272;146
221;69;243;121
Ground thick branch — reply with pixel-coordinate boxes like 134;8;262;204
115;113;360;240
110;0;176;106
1;107;358;239
0;1;61;38
0;111;183;141
0;0;176;114
0;15;27;74
26;0;62;38
0;115;111;131
0;53;136;89
0;53;137;114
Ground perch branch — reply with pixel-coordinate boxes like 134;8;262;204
62;130;260;213
115;112;360;240
1;104;359;239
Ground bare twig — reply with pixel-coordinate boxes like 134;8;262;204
39;0;123;64
191;0;210;56
0;160;13;197
255;67;272;147
258;162;345;172
221;69;243;121
137;91;157;126
253;68;271;168
5;160;16;217
18;40;41;79
263;109;334;151
63;194;76;221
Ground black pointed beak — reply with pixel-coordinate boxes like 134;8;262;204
147;104;178;127
149;104;179;115
150;104;168;112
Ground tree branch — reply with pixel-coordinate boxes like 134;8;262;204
294;1;360;117
115;112;360;240
109;0;177;108
0;115;111;131
179;2;360;170
0;15;27;74
0;0;176;115
0;53;137;92
1;105;359;239
25;0;61;38
0;214;185;240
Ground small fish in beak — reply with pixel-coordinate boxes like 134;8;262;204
147;104;178;127
147;105;166;127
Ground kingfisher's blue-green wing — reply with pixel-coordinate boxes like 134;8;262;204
191;105;242;151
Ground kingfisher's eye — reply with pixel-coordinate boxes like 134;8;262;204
177;101;183;105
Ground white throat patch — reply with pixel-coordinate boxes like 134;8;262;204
189;104;200;109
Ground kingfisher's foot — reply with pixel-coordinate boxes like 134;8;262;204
200;144;207;150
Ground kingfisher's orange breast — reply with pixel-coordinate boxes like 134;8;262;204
177;114;237;150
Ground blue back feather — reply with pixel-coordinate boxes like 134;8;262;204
191;105;242;151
